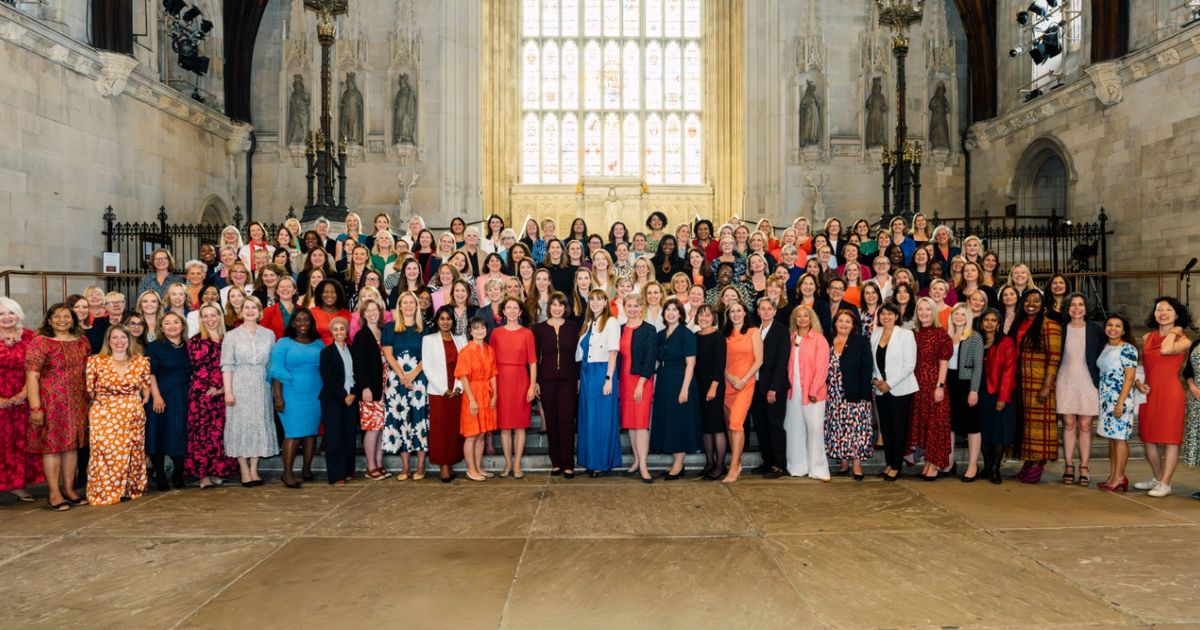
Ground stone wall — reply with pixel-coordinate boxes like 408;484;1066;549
248;0;481;228
742;0;970;227
0;5;244;307
966;26;1200;316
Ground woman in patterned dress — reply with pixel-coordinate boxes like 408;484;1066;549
0;297;42;501
352;297;388;480
185;302;237;489
909;298;954;481
221;296;278;487
824;309;875;480
382;291;430;481
1010;289;1063;484
25;303;91;510
1132;297;1191;497
85;325;151;506
1182;338;1200;499
1096;314;1139;493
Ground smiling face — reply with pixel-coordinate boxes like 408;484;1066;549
1154;300;1178;327
436;309;455;333
161;314;184;340
107;327;130;355
291;309;314;337
1023;291;1043;315
321;283;339;307
71;298;89;323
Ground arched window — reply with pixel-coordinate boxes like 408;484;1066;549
1015;140;1071;218
520;0;703;185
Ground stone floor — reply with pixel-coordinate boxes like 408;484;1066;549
2;459;1199;630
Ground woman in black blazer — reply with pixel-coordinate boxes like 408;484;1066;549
619;294;660;482
825;309;877;480
1057;292;1106;486
319;318;359;485
351;299;387;480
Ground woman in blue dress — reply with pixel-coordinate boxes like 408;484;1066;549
1096;314;1139;492
382;291;430;480
649;298;700;480
268;308;323;488
576;289;622;477
146;312;193;490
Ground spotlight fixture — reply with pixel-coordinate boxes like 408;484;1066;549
1029;24;1062;64
164;1;211;77
1015;1;1050;25
1009;46;1026;57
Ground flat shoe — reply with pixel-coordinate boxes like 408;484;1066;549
47;501;70;511
394;472;409;481
412;472;426;481
513;471;525;479
466;473;487;482
64;496;88;506
251;479;264;487
12;490;35;502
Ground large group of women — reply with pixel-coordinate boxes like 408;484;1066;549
2;211;1199;511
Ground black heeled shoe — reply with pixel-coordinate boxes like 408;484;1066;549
704;468;727;481
302;472;315;483
563;470;575;479
852;472;864;481
664;467;686;481
640;473;654;484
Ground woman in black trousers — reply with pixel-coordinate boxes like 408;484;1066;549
319;317;359;485
533;293;581;478
869;303;919;481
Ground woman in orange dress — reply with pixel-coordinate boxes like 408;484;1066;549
85;325;152;506
1133;297;1192;497
456;317;497;482
722;300;763;483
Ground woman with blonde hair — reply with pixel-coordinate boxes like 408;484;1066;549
1007;263;1037;296
946;303;985;481
186;301;237;488
784;304;830;480
591;249;617;298
221;296;278;486
910;297;953;481
618;293;657;482
135;290;164;343
85;324;152;505
219;261;252;307
381;291;430;480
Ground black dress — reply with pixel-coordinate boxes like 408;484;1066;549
649;326;701;453
145;339;193;456
694;329;727;434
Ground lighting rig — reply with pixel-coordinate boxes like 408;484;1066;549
1008;1;1067;101
162;0;213;76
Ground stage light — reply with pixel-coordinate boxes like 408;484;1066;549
162;0;186;17
182;6;201;21
1030;24;1062;65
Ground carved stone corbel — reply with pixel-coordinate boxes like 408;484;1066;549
95;51;138;98
225;122;254;156
1084;61;1123;107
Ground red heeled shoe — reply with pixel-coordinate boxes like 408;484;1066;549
1098;478;1128;493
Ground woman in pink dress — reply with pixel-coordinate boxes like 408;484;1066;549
25;303;91;510
1134;297;1192;497
618;294;657;482
489;298;537;478
0;298;42;501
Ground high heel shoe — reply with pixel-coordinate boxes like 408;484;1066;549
1098;478;1128;493
853;472;864;481
704;468;727;481
664;467;686;481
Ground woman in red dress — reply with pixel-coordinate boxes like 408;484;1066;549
423;306;467;482
618;293;657;482
1134;297;1192;497
0;298;42;501
25;303;91;510
489;298;537;478
909;298;953;481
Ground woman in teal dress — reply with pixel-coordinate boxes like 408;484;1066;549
268;308;323;487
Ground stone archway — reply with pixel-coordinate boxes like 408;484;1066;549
1011;136;1075;218
198;195;231;226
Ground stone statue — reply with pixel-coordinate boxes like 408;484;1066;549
928;80;951;149
393;73;418;145
865;77;887;148
339;72;364;145
286;74;311;146
798;80;821;147
397;170;420;214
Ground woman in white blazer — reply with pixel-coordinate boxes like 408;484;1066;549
575;289;623;477
870;303;919;481
422;305;469;482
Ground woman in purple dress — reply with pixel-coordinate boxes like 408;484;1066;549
184;302;238;488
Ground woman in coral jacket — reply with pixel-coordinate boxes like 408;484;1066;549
977;308;1017;484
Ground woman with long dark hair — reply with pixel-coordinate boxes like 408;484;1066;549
1097;314;1139;492
1010;289;1063;484
1133;296;1192;497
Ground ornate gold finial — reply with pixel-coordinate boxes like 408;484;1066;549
575;179;584;195
881;149;891;166
338;136;347;153
641;180;649;195
315;130;326;149
903;141;914;161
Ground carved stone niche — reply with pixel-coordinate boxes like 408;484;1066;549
1084;61;1123;107
95;51;138;98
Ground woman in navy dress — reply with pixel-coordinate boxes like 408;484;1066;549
649;298;700;480
576;289;622;477
146;312;193;490
268;308;324;487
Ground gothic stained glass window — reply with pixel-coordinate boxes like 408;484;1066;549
521;0;703;185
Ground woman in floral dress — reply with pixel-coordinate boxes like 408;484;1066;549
1182;338;1200;495
824;310;875;480
1096;314;1139;492
26;303;91;510
184;302;238;488
85;325;152;506
0;297;42;501
909;298;953;480
382;291;429;480
221;297;278;486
